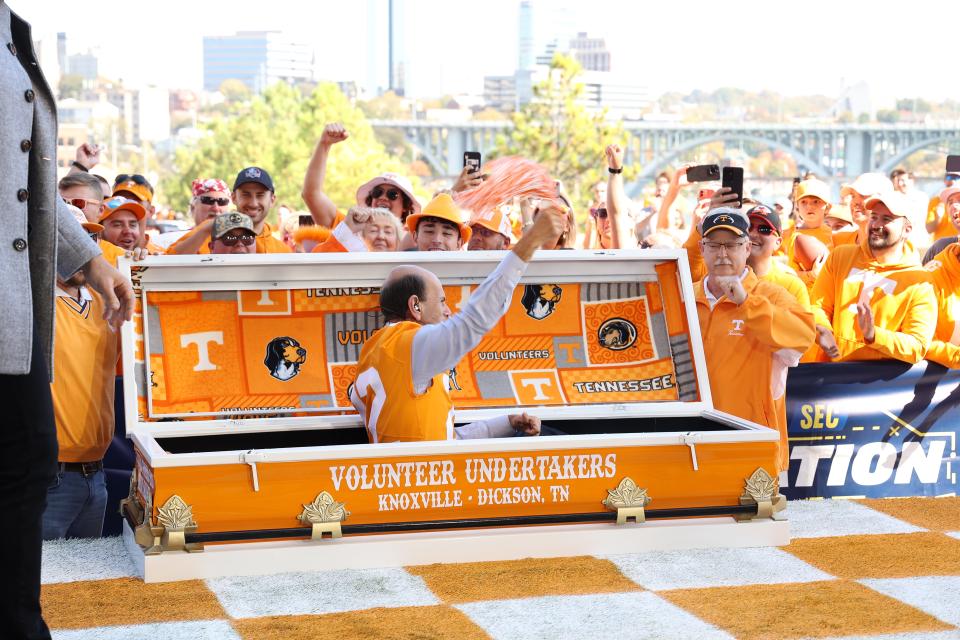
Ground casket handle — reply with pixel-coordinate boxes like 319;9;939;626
681;432;701;471
240;450;265;492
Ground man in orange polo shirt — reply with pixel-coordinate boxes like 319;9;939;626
694;209;815;472
42;209;120;539
167;167;291;254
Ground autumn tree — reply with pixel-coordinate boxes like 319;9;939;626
493;53;633;212
162;82;412;217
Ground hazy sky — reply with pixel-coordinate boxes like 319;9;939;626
15;0;950;103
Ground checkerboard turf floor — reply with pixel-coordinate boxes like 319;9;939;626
41;497;960;639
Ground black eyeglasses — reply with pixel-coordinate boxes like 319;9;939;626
114;174;154;191
370;186;401;201
219;234;255;247
199;196;230;206
590;207;608;219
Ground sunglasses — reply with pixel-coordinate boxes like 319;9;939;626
752;224;776;236
88;232;99;241
370;186;401;201
68;197;102;210
114;174;154;191
218;233;255;247
199;196;230;206
590;207;608;219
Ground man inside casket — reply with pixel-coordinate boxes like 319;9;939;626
349;205;567;443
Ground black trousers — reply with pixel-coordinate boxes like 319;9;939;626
0;325;57;640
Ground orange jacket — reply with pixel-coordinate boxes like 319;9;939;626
924;243;960;368
695;269;815;470
810;235;936;364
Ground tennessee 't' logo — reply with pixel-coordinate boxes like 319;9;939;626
714;214;734;224
598;318;637;350
521;284;562;320
264;336;307;381
729;319;745;336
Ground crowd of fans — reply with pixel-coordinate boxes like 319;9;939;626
48;124;960;540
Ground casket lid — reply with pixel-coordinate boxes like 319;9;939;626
120;249;715;438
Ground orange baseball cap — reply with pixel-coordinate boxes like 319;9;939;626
406;193;472;242
112;178;153;204
469;205;513;239
99;196;146;222
795;179;832;204
67;202;104;233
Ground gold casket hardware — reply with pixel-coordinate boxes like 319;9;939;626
141;494;204;555
737;467;786;521
602;477;652;524
298;491;351;540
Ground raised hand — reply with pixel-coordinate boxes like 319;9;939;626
320;122;349;147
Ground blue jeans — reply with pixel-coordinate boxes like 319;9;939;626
42;468;107;540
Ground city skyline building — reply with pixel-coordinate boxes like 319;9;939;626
202;31;315;94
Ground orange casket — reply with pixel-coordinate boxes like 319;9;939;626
119;249;786;582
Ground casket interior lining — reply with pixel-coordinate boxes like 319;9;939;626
154;415;735;454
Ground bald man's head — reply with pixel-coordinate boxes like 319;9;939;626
379;265;448;324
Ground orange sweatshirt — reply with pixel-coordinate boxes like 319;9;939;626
810;236;936;364
924;243;960;368
695;269;815;471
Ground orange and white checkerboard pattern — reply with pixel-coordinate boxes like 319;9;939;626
40;497;960;639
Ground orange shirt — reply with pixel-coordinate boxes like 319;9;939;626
352;322;454;443
50;288;120;462
927;197;956;242
924;243;960;368
99;239;126;267
695;269;815;471
166;221;291;254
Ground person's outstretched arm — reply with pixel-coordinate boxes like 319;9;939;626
410;207;566;389
302;123;348;227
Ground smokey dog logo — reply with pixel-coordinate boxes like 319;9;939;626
521;284;562;320
597;318;637;351
263;336;307;381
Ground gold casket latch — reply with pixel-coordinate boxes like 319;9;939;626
736;467;786;521
602;477;652;524
298;491;350;540
143;494;204;555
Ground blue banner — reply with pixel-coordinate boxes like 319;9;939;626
784;360;960;499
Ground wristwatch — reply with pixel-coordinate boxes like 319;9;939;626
72;161;89;172
608;167;623;174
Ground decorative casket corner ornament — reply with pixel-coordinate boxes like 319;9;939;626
298;491;351;540
737;467;786;521
142;495;204;555
602;477;652;524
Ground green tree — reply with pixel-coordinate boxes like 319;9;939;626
162;82;411;216
219;79;251;103
58;74;83;99
493;53;633;212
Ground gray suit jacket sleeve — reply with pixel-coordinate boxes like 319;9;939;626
55;198;101;279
